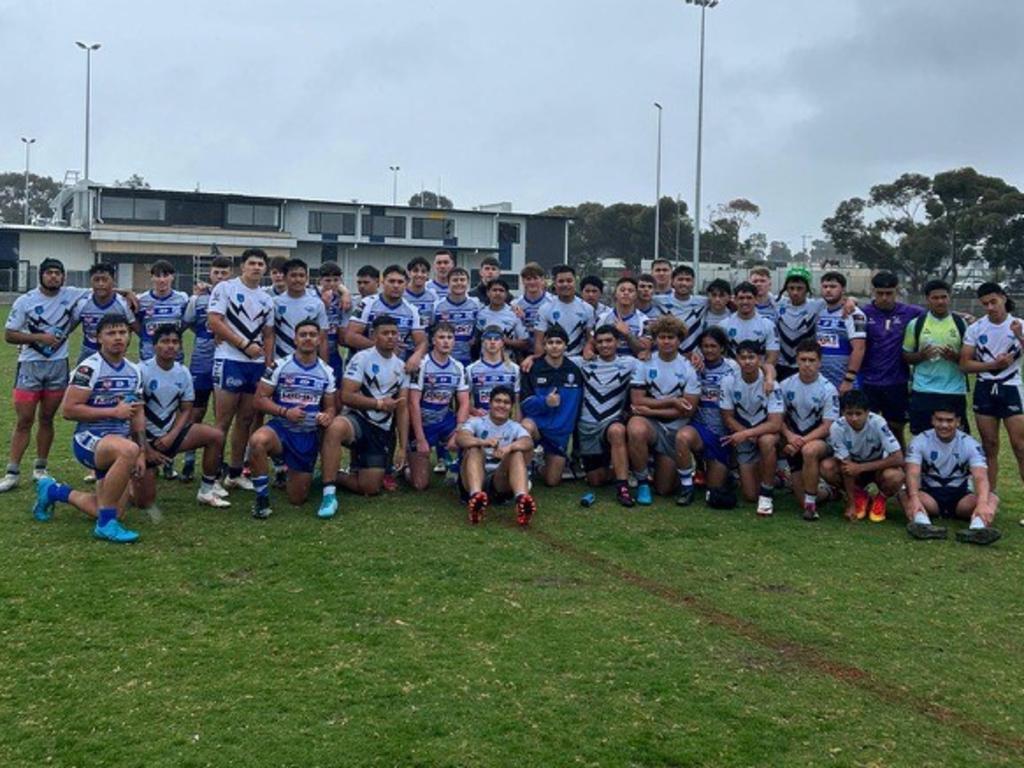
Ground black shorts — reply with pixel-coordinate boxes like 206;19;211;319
145;424;192;468
457;465;514;505
973;379;1024;420
921;484;970;520
345;413;392;470
863;383;910;425
909;392;968;435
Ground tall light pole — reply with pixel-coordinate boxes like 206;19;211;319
389;165;400;205
654;102;663;262
20;137;35;224
684;0;720;278
75;41;101;181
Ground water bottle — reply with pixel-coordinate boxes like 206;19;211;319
580;492;596;508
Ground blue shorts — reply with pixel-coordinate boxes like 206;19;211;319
213;359;264;395
72;430;112;478
973;379;1024;420
413;414;457;452
540;432;571;458
329;353;345;388
268;420;318;474
693;422;731;465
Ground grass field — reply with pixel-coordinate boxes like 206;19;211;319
2;315;1024;767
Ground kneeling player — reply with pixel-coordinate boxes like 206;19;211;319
823;390;906;523
33;314;145;543
720;341;784;515
455;386;536;525
134;325;230;511
904;409;1001;545
249;320;337;519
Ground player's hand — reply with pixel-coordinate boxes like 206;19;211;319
341;292;352;313
414;438;430;454
482;437;500;449
491;445;506;460
631;404;650;417
614;319;630;336
992;353;1014;371
145;444;170;466
111;401;137;420
133;452;148;479
720;433;741;447
689;352;705;372
404;358;421;374
244;342;264;360
316;412;333;428
840;460;859;477
675;397;693;414
974;497;996;526
940;345;959;361
193;281;211;295
839;380;854;395
520;356;536;373
546;390;560;408
512;305;525;320
1011;319;1023;339
782;443;797;458
36;332;61;347
381;396;405;413
393;449;406;470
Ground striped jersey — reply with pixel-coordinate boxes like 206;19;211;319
323;291;349;358
69;353;143;439
426;278;449;301
756;297;778;323
720;312;779;356
719;371;784;428
140;358;194;440
404;288;439;328
513;292;555;333
467;358;521;410
71;292;135;360
262;354;337;433
350;294;424;362
963;315;1023;386
183;294;215;375
817;303;867;387
137;289;190;361
596;308;650;357
906;429;987;490
630;353;702;429
694;357;741;435
432;295;481;365
6;286;89;363
209;278;274;362
410;353;469;427
343;347;409;430
653;293;707;355
779;373;840;434
828;413;900;463
476;305;529;344
570;354;639;429
272;291;329;358
776;297;826;368
535;297;596;356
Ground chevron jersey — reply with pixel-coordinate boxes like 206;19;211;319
426;279;449;301
631;353;701;429
137;289;189;361
694;358;741;435
653;293;707;354
343;347;409;430
7;286;89;363
535;297;596;356
183;294;215;375
351;294;423;361
262;354;336;433
140;358;194;440
404;288;438;328
458;415;530;470
596;308;650;357
963;315;1023;386
323;291;348;355
209;279;274;363
906;429;987;490
817;303;867;387
432;295;481;364
779;373;840;434
720;313;779;356
71;292;135;359
69;353;143;439
410;354;468;427
476;305;529;344
467;358;520;410
272;291;329;358
570;354;639;429
756;297;778;323
513;292;555;333
829;413;900;463
719;371;784;428
704;308;731;329
776;297;826;368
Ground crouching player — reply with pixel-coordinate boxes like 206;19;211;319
456;386;536;525
408;322;470;490
822;390;906;523
904;408;1001;545
779;340;840;521
570;325;640;506
720;340;784;515
33;314;145;543
249;320;337;519
134;325;230;511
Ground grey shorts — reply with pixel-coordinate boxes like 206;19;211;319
736;439;761;465
15;359;69;393
577;422;610;458
643;417;679;457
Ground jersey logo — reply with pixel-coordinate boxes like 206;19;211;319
728;328;737;337
553;311;561;320
930;450;938;460
979;334;988;344
787;391;795;401
149;379;159;391
236;293;245;303
371;363;380;374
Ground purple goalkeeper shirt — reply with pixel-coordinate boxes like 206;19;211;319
861;301;925;387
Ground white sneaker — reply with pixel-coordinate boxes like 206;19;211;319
0;473;20;492
83;471;97;484
32;467;49;481
197;490;231;508
211;481;229;499
756;495;774;517
433;460;447;475
223;475;255;492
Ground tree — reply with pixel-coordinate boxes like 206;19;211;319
114;173;150;189
408;190;453;209
0;171;61;224
744;232;768;261
767;240;792;265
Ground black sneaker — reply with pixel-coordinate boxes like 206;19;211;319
955;527;1002;546
179;461;195;483
251;499;273;520
675;486;695;507
802;504;819;522
906;522;948;540
162;461;179;480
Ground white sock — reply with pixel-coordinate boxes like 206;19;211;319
913;511;931;526
323;484;336;497
970;516;986;530
804;493;816;507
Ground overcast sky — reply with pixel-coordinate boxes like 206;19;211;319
3;0;1021;250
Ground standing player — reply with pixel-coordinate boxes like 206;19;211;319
720;341;784;515
136;260;189;361
959;282;1024;492
636;274;658;316
207;248;276;490
432;267;481;366
272;259;329;360
905;409;1001;545
703;279;732;328
249;320;337;519
475;280;530;354
70;263;135;364
775;267;825;382
513;262;553;337
427;249;454;300
264;256;289;297
405;256;439;329
596;277;651;358
467;327;521;415
34;313;145;543
571;325;639;506
318;261;349;407
133;325;230;510
749;266;777;322
318;315;410;513
720;282;779;366
580;275;611;319
650;258;674;297
626;315;701;505
533;265;595;359
817;272;867;393
779;340;840;521
2;258;89;491
355;265;380;299
823;390;906;523
456;386;536;526
654;265;707;356
407;322;470;490
470;256;502;304
346;265;427;371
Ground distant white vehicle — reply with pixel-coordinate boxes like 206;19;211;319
953;278;984;292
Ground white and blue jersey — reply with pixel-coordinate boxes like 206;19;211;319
426;279;449;301
513;292;555;334
535;297;596;356
817;303;867;388
6;286;89;363
140;358;194;440
776;297;826;369
137;289;189;361
829;413;901;463
964;315;1023;387
272;291;329;359
351;294;424;362
433;295;481;365
756;297;778;323
467;358;521;411
70;292;135;362
209;279;275;364
720;312;779;357
405;287;439;329
694;358;741;436
596;308;650;357
570;354;639;430
69;353;143;469
906;429;987;491
458;415;531;470
343;348;409;431
779;373;840;434
183;293;215;387
410;354;468;445
263;355;336;434
719;371;784;428
476;305;529;345
630;353;702;430
654;293;708;355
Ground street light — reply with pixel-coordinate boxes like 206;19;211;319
389;165;400;205
654;102;663;262
75;41;101;181
684;0;720;277
20;137;35;225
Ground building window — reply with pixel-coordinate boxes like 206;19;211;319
133;198;166;221
498;222;521;244
309;211;356;235
100;196;135;220
100;195;166;222
412;217;454;240
361;214;406;238
227;203;280;228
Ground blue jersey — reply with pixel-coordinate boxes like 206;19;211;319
410;353;468;428
322;292;348;359
71;292;135;361
694;358;741;435
520;357;583;440
140;358;194;440
817;304;867;387
535;297;596;356
426;278;449;301
183;294;215;376
405;288;439;328
467;358;521;411
433;295;482;365
137;289;189;361
513;292;555;334
273;291;329;358
69;353;144;439
351;294;424;362
262;355;336;433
